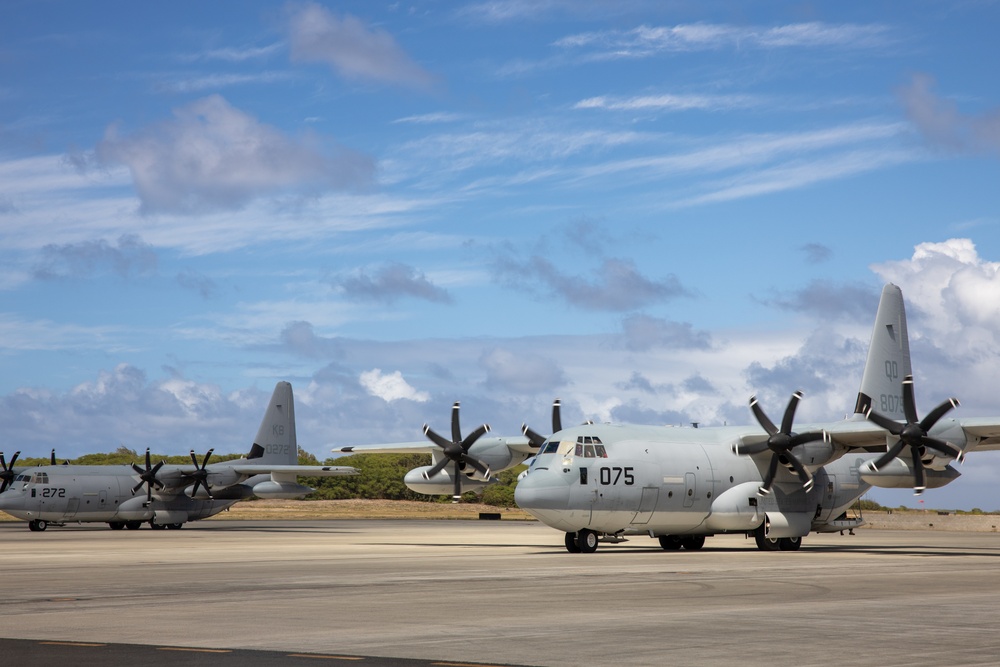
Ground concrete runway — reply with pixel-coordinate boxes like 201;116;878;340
4;519;1000;667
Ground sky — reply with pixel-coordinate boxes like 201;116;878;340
2;0;999;510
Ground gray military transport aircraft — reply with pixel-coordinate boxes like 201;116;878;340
0;382;357;531
339;284;1000;552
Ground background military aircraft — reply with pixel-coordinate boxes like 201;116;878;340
514;284;1000;552
0;382;357;531
331;399;560;501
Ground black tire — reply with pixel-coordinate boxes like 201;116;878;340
109;522;125;530
29;520;47;532
754;525;780;551
125;520;142;530
149;521;166;530
564;531;581;553
658;535;683;551
578;529;599;553
681;535;706;551
167;523;184;530
779;536;802;551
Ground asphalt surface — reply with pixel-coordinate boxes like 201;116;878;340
3;519;1000;666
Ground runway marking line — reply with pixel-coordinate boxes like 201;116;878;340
158;647;233;654
286;655;364;661
39;641;106;648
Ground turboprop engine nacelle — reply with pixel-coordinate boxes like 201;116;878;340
466;437;527;475
859;458;961;489
404;466;496;495
252;480;315;499
788;438;837;468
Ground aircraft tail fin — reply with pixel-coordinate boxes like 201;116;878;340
247;381;299;465
853;284;912;419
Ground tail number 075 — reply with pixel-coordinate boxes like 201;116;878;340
599;466;634;486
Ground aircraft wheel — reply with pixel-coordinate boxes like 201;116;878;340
578;529;599;553
167;523;183;530
658;535;682;551
29;520;47;532
753;525;780;551
564;532;581;553
681;535;706;551
109;522;125;530
125;520;142;530
779;536;802;551
149;521;166;530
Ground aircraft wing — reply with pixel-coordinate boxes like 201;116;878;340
956;418;1000;452
332;435;536;456
229;464;358;476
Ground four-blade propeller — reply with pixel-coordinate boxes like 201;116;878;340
422;402;492;501
131;448;166;502
0;451;20;493
521;398;563;449
865;374;961;495
738;391;829;496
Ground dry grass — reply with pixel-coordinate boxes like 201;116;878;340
205;499;535;521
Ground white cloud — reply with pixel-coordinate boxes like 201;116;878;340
96;94;374;214
286;2;434;89
359;369;430;403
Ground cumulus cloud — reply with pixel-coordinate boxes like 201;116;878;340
359;368;430;402
333;263;453;304
872;239;1000;367
96;94;374;214
495;256;689;311
898;74;1000;156
620;314;712;351
286;2;434;89
33;233;157;280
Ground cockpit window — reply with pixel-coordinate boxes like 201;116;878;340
14;474;31;483
567;436;607;458
31;472;49;484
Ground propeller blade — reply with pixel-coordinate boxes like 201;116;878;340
749;396;778;436
50;449;57;465
460;454;491;479
522;424;546;449
758;454;780;496
921;436;963;460
423;457;450;480
920;398;960;432
901;376;918;424
786;455;815;492
423;425;452;451
735;439;770;456
779;391;803;435
452;460;462;500
552;399;562;433
910;446;925;494
866;408;903;435
450;402;462;444
461;423;491;450
870;439;906;471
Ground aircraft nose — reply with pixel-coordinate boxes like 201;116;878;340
0;490;25;511
514;467;571;511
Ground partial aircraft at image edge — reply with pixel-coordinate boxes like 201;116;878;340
339;284;1000;552
0;382;357;531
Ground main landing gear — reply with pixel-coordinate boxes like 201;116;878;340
565;529;600;553
753;525;802;551
28;519;47;532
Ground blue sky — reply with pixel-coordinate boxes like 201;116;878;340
2;1;999;509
